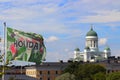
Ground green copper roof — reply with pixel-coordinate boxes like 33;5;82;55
84;46;90;50
104;47;111;51
86;27;98;37
75;48;80;51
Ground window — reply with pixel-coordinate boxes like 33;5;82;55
56;71;58;74
91;40;92;47
94;41;96;47
48;78;50;80
48;71;50;74
40;78;42;80
40;71;42;75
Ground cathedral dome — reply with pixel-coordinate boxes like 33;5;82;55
86;27;97;37
84;46;90;50
104;47;111;51
75;48;80;51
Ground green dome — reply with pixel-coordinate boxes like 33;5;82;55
84;46;90;50
75;48;80;51
104;47;111;51
86;27;98;37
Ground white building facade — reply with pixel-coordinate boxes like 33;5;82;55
73;27;111;62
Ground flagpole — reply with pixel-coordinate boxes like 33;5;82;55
2;22;6;80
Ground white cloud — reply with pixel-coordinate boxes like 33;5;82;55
0;0;120;62
45;36;59;42
56;0;120;24
0;0;11;2
64;48;69;52
0;2;69;34
73;10;120;23
1;0;120;33
99;38;107;46
0;7;40;21
81;11;120;23
42;6;57;14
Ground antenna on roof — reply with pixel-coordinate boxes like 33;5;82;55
90;24;93;30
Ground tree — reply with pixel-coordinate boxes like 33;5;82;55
63;62;106;80
55;73;75;80
63;62;79;74
93;72;106;80
107;72;120;80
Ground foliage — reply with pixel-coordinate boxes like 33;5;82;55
93;72;106;80
107;72;120;80
55;73;75;80
63;62;79;74
63;62;106;80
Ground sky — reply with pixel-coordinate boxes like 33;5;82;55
0;0;120;65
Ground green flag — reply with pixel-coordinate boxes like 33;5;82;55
7;27;46;64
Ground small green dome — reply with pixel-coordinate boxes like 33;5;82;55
104;47;111;51
84;46;90;50
75;48;80;51
86;27;98;37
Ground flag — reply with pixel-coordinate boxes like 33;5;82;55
7;27;46;64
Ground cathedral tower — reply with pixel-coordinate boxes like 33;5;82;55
86;27;98;51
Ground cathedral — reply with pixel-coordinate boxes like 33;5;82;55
73;27;111;62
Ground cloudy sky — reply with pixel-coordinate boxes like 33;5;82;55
0;0;120;64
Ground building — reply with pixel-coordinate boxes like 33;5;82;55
25;62;68;80
73;27;111;62
1;59;120;80
2;62;68;80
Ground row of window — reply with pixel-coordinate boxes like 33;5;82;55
87;40;97;47
26;71;36;75
39;71;58;75
26;70;59;75
107;70;120;73
39;71;59;80
40;77;50;80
